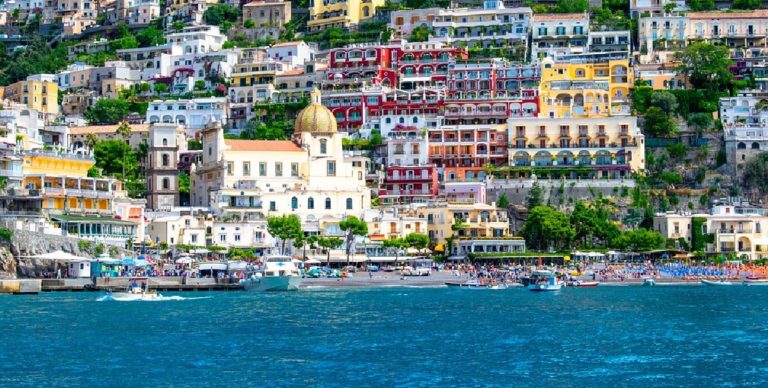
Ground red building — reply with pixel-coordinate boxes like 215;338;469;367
388;39;467;91
380;165;439;204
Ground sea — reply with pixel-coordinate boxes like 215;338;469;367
1;285;768;387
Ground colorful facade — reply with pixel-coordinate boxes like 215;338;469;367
306;0;385;32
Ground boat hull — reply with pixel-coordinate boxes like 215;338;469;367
241;275;301;291
574;281;599;288
700;279;733;286
106;292;163;301
528;284;562;291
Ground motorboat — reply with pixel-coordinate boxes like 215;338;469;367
240;256;301;291
445;280;513;289
642;278;656;287
701;279;733;286
743;278;768;286
528;271;563;292
104;278;162;301
572;281;600;288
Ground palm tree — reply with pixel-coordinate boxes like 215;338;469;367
85;133;98;151
116;121;132;180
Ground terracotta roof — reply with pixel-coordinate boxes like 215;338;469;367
532;13;587;22
69;124;150;135
224;139;303;152
689;10;768;19
271;41;305;48
278;69;305;76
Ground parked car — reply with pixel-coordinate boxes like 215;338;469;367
366;265;379;272
344;265;357;273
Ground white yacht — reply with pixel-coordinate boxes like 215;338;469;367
240;256;301;291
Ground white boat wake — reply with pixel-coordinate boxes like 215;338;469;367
97;295;212;302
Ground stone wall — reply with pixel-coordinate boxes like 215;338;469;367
0;229;131;279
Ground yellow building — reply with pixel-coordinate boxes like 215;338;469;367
538;57;632;119
0;149;124;219
1;75;59;115
307;0;385;32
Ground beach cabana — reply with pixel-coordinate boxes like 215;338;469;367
29;251;92;278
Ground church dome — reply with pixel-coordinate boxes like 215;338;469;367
295;88;337;134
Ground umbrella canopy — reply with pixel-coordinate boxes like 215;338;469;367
135;259;150;267
122;257;135;266
305;258;322;264
29;250;91;262
176;257;193;264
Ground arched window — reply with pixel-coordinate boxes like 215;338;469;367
162;178;169;190
320;139;327;154
162;154;170;166
162;138;168;146
307;197;314;209
346;198;353;210
752;142;760;150
291;197;298;209
325;197;331;209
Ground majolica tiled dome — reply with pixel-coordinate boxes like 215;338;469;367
295;88;337;134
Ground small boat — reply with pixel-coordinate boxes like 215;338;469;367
642;278;656;287
701;279;733;286
240;256;301;291
528;271;563;292
573;281;599;288
105;278;162;301
445;280;486;289
742;278;768;286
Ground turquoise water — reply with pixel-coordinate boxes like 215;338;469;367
2;286;768;386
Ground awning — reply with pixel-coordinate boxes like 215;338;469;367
50;214;136;226
27;250;90;262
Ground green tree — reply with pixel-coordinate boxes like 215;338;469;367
410;26;432;42
317;236;343;266
84;99;130;124
664;2;676;13
666;142;687;161
383;237;409;263
267;214;303;255
135;26;165;47
116;121;132;180
241;118;288;140
203;4;241;26
743;152;768;193
733;0;760;9
187;139;203;150
194;80;206;91
153;83;168;94
497;193;509;208
179;172;190;196
521;206;575;251
612;229;665;252
339;216;368;266
171;21;186;32
642;106;677;137
405;233;429;254
676;42;733;92
244;19;256;29
526;182;543;210
650;91;678;115
685;0;715;11
570;201;619;248
554;0;589;13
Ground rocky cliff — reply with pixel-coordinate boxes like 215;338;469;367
0;229;131;278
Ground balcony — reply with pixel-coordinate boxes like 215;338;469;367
718;228;753;235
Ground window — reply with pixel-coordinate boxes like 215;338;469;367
162;154;170;166
346;198;353;210
327;161;336;176
226;161;233;175
325;198;331;209
162;138;168;146
162;178;169;190
259;162;267;176
308;197;314;209
219;234;226;243
320;139;327;154
291;163;299;176
291;197;298;209
234;234;241;242
269;201;276;211
243;162;250;176
191;234;197;243
275;162;283;176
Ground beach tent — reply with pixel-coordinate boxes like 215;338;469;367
29;250;91;262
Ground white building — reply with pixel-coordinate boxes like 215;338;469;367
719;91;768;176
165;25;227;55
531;13;590;61
190;89;371;234
266;41;314;68
146;97;228;136
429;2;532;53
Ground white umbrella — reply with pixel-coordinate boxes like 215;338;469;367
305;259;322;264
176;257;193;264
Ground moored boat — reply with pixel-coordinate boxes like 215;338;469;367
240;256;301;291
573;281;599;288
528;271;563;292
742;278;768;286
701;279;733;286
642;278;656;287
